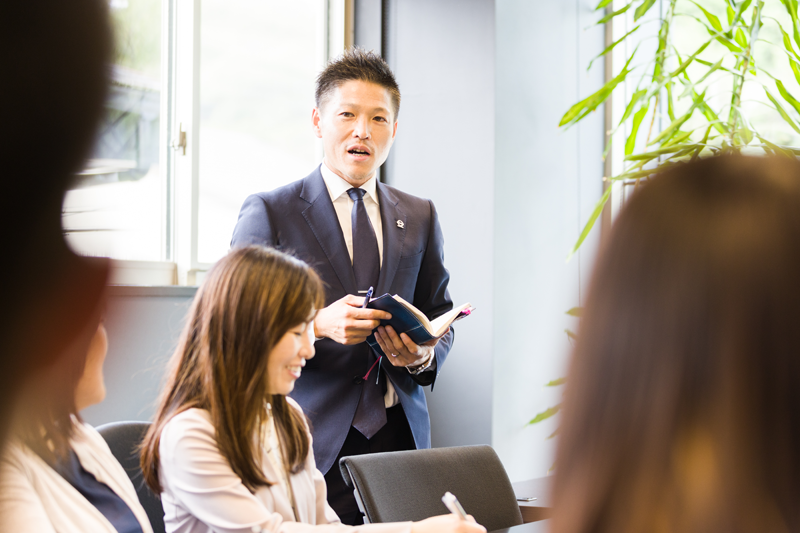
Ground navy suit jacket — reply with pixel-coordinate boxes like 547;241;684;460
230;167;454;474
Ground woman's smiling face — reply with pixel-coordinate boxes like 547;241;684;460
266;320;315;396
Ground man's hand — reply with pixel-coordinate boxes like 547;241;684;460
374;325;439;367
313;294;391;345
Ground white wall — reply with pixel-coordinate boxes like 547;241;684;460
381;0;497;447
493;0;605;480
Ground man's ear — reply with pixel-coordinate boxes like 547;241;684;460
392;120;399;140
312;107;323;139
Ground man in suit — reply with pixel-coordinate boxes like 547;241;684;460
231;48;454;525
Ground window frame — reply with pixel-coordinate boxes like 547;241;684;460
109;0;349;286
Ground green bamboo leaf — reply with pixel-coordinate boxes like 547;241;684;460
625;106;648;156
782;0;800;51
756;134;796;157
528;404;561;425
663;130;693;147
692;124;715;161
679;57;725;99
764;86;800;135
634;0;657;21
560;50;637;129
565;307;582;317
666;82;676;121
689;1;723;32
545;377;567;387
546;428;559;440
735;28;748;49
624;143;697;161
619;89;647;126
649;106;696;146
669;40;712;79
693;89;728;135
727;4;735;26
735;127;754;145
568;185;612;260
602;136;613;161
597;3;632;25
595;0;615;8
588;24;641;71
608;167;658;182
776;79;800;116
779;25;800;67
790;59;800;88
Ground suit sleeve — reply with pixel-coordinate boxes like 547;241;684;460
409;200;454;388
231;194;277;248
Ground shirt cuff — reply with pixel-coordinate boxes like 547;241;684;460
406;352;434;374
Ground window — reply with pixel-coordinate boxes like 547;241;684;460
63;0;350;285
606;1;800;216
63;0;164;262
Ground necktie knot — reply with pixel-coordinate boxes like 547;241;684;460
347;187;366;202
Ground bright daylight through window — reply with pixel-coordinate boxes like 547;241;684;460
62;0;324;282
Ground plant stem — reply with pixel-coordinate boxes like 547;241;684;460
644;0;678;148
728;3;760;143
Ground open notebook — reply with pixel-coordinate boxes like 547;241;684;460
366;293;473;348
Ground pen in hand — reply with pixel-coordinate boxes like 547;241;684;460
361;286;374;308
442;491;468;520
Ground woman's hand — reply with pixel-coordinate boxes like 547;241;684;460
411;514;486;533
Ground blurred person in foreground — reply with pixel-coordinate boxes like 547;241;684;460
0;1;112;446
140;246;483;533
0;319;153;532
552;154;800;533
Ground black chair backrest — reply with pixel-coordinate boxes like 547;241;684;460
97;421;165;533
339;445;523;531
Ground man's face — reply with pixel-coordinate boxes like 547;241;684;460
312;80;398;187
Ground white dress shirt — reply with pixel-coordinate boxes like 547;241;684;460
319;162;434;408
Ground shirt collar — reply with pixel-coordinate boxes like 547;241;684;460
320;161;379;205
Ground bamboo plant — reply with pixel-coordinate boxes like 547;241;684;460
530;0;800;431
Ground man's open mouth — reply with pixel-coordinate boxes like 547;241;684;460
348;148;370;156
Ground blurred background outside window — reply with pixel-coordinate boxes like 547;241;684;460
62;0;332;283
63;0;163;262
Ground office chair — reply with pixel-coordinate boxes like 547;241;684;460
97;421;166;533
339;445;523;531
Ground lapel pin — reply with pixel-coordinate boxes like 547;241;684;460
396;220;405;229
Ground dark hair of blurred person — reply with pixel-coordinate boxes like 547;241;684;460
0;1;112;446
553;155;800;533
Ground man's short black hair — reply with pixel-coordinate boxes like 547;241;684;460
315;47;401;119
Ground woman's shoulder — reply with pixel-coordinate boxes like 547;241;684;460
159;408;216;458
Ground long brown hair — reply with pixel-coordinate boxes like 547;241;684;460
140;246;324;493
553;155;800;533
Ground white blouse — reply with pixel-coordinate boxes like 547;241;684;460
0;421;154;533
158;399;412;533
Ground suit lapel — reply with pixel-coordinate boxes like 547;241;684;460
376;182;407;296
300;168;357;294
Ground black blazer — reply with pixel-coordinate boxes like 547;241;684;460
231;167;454;474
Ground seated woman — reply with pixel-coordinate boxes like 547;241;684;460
0;316;153;532
551;155;800;533
139;246;484;533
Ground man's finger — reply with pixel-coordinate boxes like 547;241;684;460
342;294;368;306
399;332;421;352
348;318;382;331
349;307;391;320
